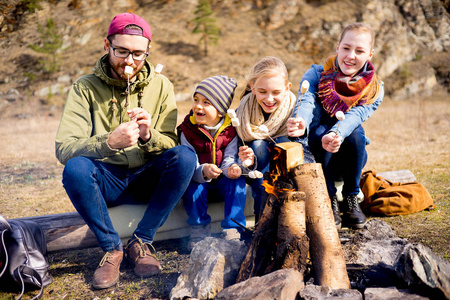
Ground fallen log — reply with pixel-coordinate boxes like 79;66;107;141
10;190;256;253
9;170;415;253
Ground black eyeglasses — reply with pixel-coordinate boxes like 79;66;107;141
108;41;148;61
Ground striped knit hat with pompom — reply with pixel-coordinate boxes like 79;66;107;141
194;75;237;116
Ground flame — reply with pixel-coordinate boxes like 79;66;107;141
262;150;282;197
262;147;294;197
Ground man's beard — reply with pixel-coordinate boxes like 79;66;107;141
107;54;142;81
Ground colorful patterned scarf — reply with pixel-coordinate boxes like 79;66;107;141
318;55;377;116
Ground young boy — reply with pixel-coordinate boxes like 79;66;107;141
178;75;251;251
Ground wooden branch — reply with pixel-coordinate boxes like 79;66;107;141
290;163;350;289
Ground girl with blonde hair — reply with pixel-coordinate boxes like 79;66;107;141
287;23;384;229
236;56;314;220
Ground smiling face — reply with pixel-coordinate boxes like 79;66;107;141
251;74;291;114
336;30;374;77
105;34;150;81
192;93;223;127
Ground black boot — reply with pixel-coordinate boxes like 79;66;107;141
343;195;367;229
331;195;342;229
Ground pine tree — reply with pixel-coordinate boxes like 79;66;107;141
29;18;63;73
191;0;220;56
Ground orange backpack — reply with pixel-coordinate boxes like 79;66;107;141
359;170;435;216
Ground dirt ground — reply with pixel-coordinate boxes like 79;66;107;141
0;1;449;298
0;95;448;299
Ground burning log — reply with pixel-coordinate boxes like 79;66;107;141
276;189;309;271
237;142;309;283
237;142;350;289
291;163;350;289
236;179;308;283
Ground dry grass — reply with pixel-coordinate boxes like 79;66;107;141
0;96;448;299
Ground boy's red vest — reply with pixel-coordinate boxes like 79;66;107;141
178;111;237;166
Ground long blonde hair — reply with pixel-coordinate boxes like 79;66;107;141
339;23;381;104
239;56;290;99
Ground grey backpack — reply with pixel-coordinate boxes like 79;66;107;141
0;214;52;299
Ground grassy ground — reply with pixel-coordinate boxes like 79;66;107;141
0;96;448;299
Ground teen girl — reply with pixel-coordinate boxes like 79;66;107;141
287;23;384;229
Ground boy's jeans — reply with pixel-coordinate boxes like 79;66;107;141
62;145;196;252
183;175;247;231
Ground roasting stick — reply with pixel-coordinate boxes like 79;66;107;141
124;66;133;110
257;125;276;144
335;111;345;135
225;109;264;178
295;80;310;119
228;108;246;147
221;161;263;179
154;64;164;74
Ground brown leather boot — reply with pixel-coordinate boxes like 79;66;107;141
125;235;162;277
92;249;123;289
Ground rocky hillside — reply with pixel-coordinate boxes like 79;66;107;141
0;0;449;116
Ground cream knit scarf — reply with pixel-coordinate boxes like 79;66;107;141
236;90;296;142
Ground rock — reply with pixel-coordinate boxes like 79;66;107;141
215;268;304;300
0;99;9;109
364;287;430;300
57;74;72;83
395;243;450;299
169;237;247;300
260;0;300;30
298;285;362;300
347;219;409;267
175;92;191;102
342;219;409;289
36;83;70;97
5;88;19;102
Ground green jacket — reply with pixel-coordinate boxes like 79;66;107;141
55;55;178;168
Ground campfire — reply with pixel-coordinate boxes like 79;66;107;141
236;142;350;289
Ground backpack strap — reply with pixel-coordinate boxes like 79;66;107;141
14;265;44;300
0;229;9;278
0;214;12;231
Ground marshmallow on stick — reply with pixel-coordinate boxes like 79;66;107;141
242;159;252;168
335;111;345;135
228;109;246;146
124;66;133;109
248;170;263;179
124;66;133;76
258;124;276;144
155;64;164;74
295;80;310;119
301;80;310;93
227;109;237;118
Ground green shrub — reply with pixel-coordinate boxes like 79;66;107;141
29;18;63;73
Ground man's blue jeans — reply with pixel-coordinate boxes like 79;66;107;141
62;145;196;252
183;175;247;231
309;125;367;198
